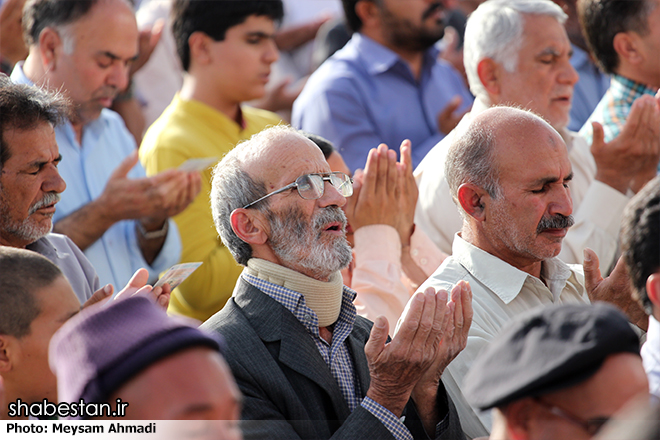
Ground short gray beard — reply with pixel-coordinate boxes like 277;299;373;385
0;191;60;244
267;205;353;280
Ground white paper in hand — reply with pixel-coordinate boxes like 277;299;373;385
154;262;203;290
178;157;218;172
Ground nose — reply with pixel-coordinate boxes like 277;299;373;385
42;165;66;194
548;184;573;217
264;39;279;64
107;61;131;91
559;58;579;86
318;180;346;209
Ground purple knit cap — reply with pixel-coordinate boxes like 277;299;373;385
49;296;222;417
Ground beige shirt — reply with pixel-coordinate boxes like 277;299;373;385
419;234;589;437
414;99;630;273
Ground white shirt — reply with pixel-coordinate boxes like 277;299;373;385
414;98;630;273
419;234;589;437
642;315;660;401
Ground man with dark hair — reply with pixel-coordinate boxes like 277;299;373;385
464;303;649;440
292;0;473;172
50;295;241;427
621;175;660;400
0;247;80;419
204;124;469;439
578;0;660;176
140;0;283;321
0;75;100;303
12;0;202;289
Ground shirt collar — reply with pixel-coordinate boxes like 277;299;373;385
26;234;66;261
451;234;574;304
611;74;658;98
354;33;439;76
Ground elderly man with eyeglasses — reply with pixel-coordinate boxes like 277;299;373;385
201;125;471;440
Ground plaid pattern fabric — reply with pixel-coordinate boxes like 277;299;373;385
242;272;412;440
580;74;658;145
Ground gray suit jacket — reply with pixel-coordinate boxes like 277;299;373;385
202;278;463;440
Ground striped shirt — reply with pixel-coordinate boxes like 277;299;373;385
242;272;413;440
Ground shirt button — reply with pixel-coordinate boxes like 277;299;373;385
420;258;428;266
304;313;312;322
411;248;419;256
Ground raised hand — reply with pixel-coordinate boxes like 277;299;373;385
345;144;399;230
583;248;648;330
98;150;202;225
365;287;450;417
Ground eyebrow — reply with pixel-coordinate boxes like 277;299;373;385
26;154;62;170
98;51;139;63
530;171;574;187
245;31;274;39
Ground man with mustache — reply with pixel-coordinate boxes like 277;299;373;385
418;106;649;437
0;75;99;304
11;0;202;288
203;125;471;439
292;0;473;172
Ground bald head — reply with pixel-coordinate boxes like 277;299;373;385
446;106;562;210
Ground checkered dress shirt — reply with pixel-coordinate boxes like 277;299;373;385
242;272;413;440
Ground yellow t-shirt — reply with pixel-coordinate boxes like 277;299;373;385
140;94;282;321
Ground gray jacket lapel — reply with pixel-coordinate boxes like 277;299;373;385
234;278;351;419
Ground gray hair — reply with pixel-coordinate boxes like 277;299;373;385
445;116;501;218
210;125;296;266
464;0;567;99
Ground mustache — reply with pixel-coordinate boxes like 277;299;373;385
29;192;61;215
537;214;574;233
422;2;444;20
314;206;347;233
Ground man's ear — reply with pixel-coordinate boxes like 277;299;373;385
613;32;643;66
457;183;489;221
38;27;63;72
502;399;533;440
647;272;660;309
355;0;380;30
477;58;501;97
0;336;16;373
188;31;213;66
230;208;269;245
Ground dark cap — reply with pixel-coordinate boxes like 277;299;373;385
464;302;640;410
49;296;223;417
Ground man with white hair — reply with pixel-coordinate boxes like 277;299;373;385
414;0;660;273
202;125;471;439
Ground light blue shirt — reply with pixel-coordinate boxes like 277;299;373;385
12;64;181;289
292;33;473;172
568;44;609;132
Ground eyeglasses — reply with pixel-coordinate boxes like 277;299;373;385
242;172;353;209
535;398;610;436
